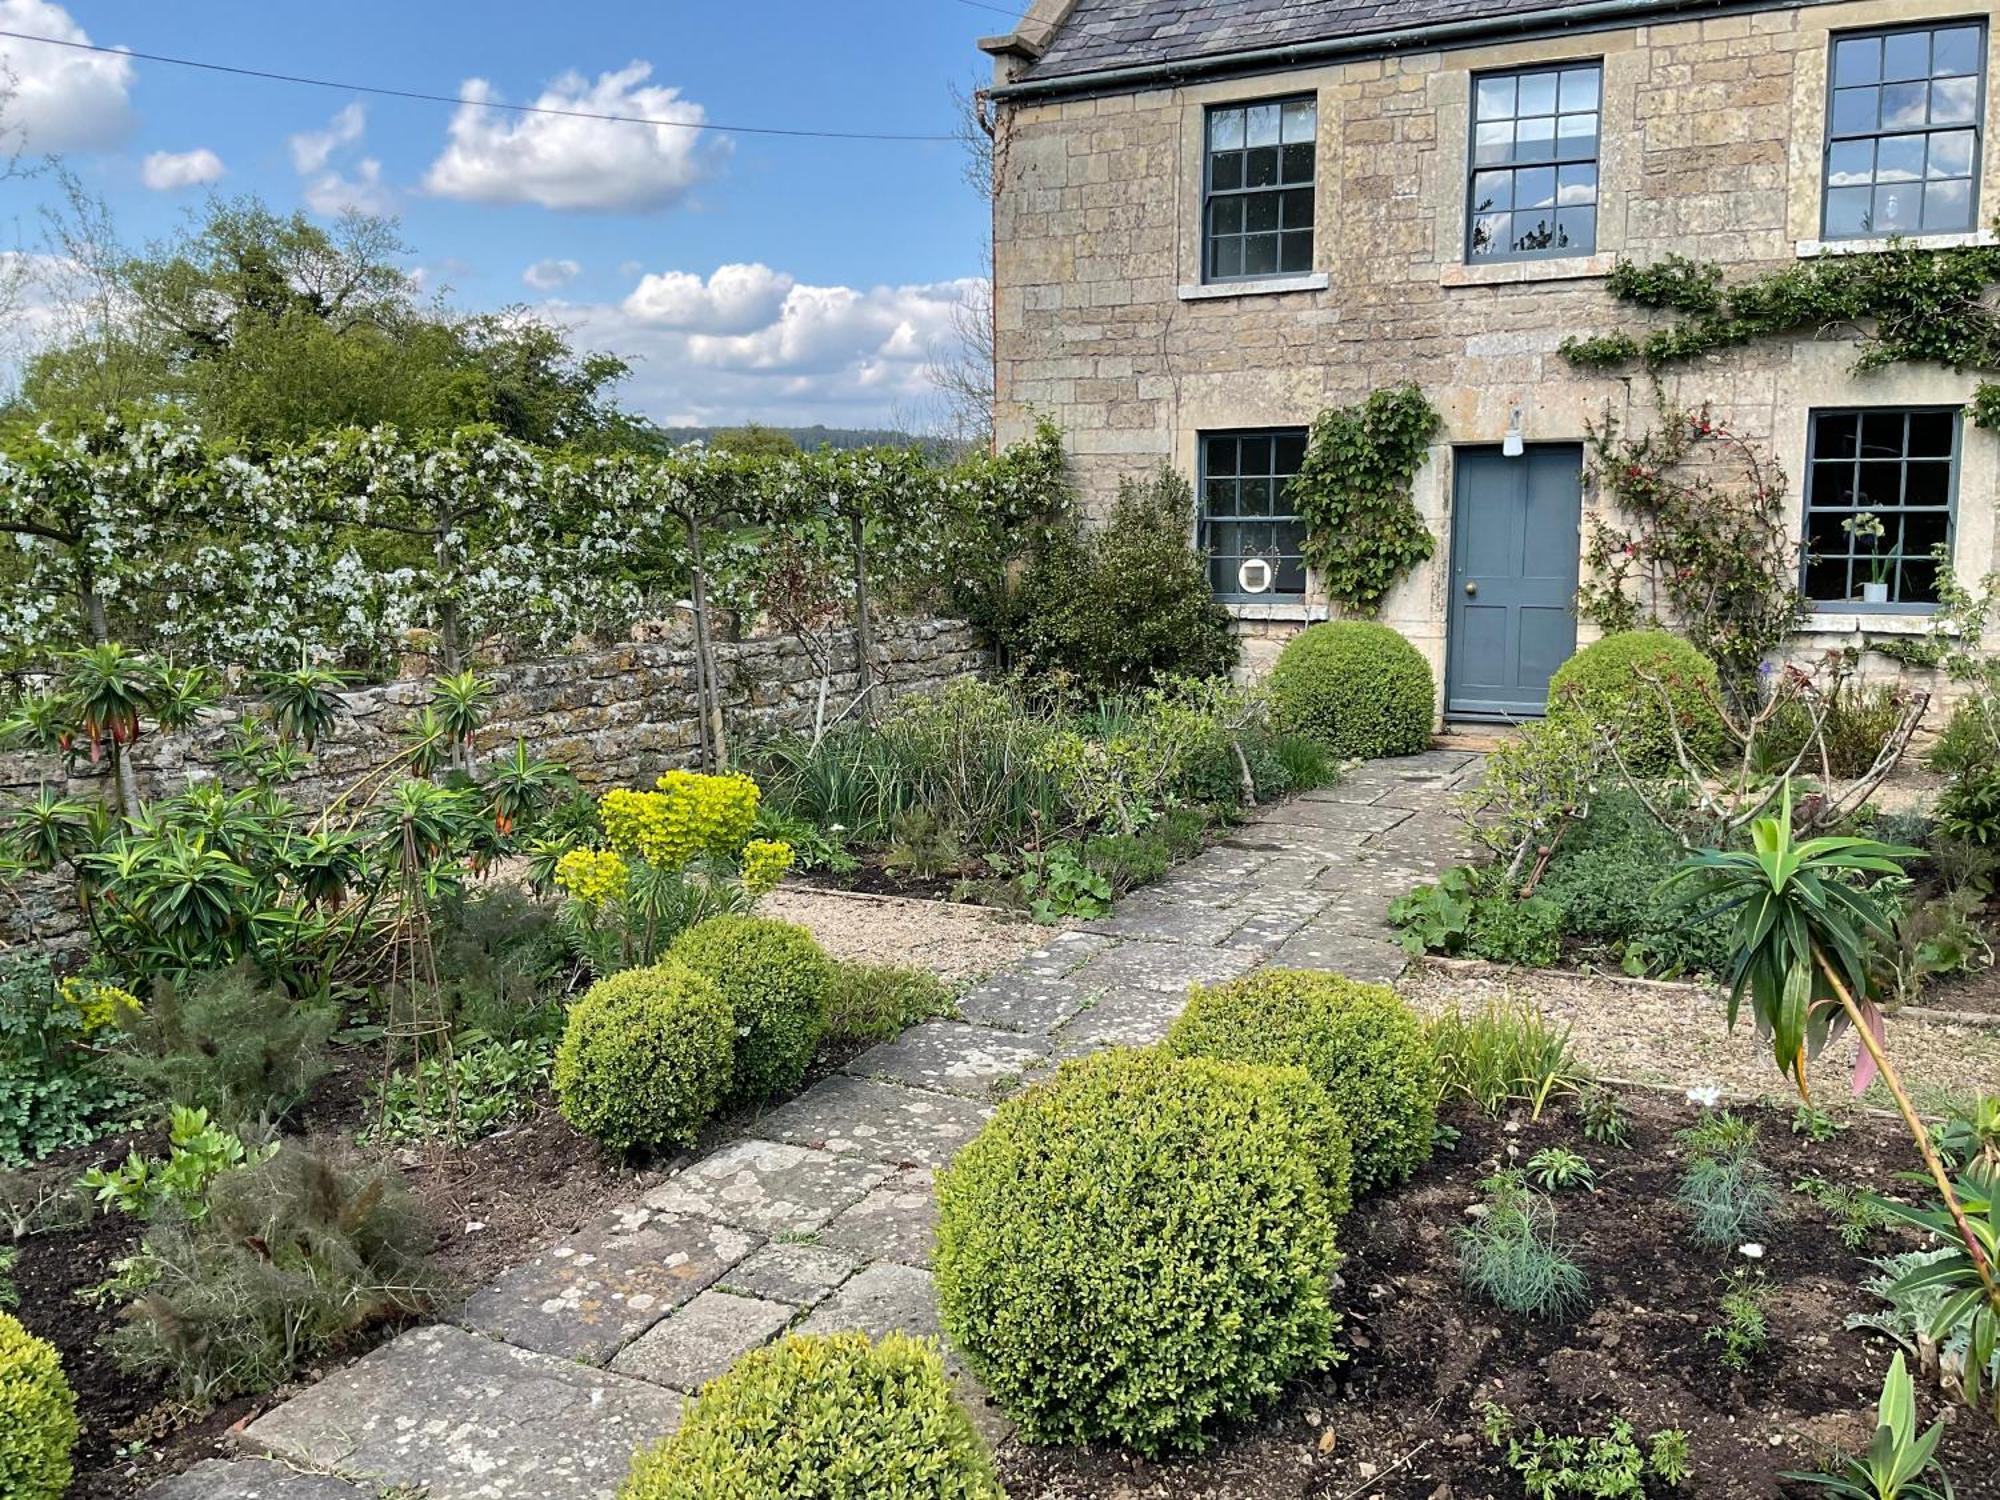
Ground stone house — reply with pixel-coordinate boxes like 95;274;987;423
979;0;1999;720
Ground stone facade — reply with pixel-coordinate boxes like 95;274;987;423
985;0;2000;699
0;618;986;947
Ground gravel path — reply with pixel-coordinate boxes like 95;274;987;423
758;886;1040;983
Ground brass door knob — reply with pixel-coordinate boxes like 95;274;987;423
1464;580;1478;597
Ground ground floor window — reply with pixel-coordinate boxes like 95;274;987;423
1803;407;1958;607
1199;429;1309;599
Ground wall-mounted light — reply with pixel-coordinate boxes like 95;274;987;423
1502;406;1525;459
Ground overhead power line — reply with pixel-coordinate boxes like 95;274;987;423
0;27;958;143
943;0;1034;19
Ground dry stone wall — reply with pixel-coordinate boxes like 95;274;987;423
0;617;986;948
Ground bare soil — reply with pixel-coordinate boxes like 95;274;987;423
996;1093;2000;1500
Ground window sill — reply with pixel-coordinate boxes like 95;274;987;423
1799;608;1940;633
1220;599;1326;623
1796;230;1998;259
1178;272;1328;302
1439;252;1617;288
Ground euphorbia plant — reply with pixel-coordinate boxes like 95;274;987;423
1670;781;2000;1416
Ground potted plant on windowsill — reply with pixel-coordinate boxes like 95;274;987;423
1843;511;1892;605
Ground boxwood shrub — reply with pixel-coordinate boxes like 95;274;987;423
553;961;734;1154
1546;629;1724;774
934;1047;1344;1456
1270;621;1434;760
1164;968;1436;1195
669;915;832;1104
619;1331;1002;1500
0;1311;78;1500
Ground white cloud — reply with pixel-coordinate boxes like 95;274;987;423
0;0;135;151
423;62;722;212
622;263;793;335
288;101;366;173
303;157;391;216
546;266;986;427
522;256;581;291
140;148;225;190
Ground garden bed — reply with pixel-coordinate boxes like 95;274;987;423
994;1090;2000;1500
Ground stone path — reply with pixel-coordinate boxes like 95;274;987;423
154;751;1480;1499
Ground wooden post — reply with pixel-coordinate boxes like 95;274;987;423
849;510;877;721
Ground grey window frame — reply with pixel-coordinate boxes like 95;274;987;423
1820;18;1987;241
1464;59;1604;264
1200;95;1317;284
1198;428;1310;602
1801;406;1962;614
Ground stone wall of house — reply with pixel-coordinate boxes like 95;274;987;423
990;0;2000;693
0;617;987;949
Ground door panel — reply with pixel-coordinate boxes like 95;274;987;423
1446;446;1582;719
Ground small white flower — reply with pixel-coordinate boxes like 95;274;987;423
1687;1085;1724;1109
1739;1242;1765;1260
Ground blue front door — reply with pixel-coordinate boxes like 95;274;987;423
1446;446;1582;719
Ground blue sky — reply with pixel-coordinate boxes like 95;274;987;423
1;0;1014;426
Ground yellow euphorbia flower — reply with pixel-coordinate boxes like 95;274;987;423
554;847;630;907
740;838;795;897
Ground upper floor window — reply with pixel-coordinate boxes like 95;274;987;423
1825;21;1986;239
1803;407;1960;608
1468;63;1601;261
1200;430;1308;599
1203;97;1316;282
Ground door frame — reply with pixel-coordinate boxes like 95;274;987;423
1443;442;1585;723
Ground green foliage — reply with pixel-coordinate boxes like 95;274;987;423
1537;792;1732;978
1003;465;1238;692
1165;967;1433;1195
1578;1083;1632;1147
554;961;735;1154
1458;717;1605;877
1794;1102;1849;1143
0;953;132;1167
0;1310;78;1500
368;1037;555;1147
1761;681;1914;779
1781;1353;1957;1500
114;963;335;1128
1273;732;1339;792
1018;844;1112;921
1794;1174;1892;1250
669;916;832;1105
79;1106;273;1220
428;887;569;1044
109;1143;436;1406
1270;620;1434;760
1667;781;1915;1093
1563;235;2000;393
1479;1403;1694;1497
1456;1169;1588;1320
1867;1160;2000;1417
1290;384;1441;613
1674;1112;1780;1250
1574;407;1806;690
820;961;955;1047
1934;763;2000;851
935;1048;1346;1456
618;1331;1003;1500
1547;630;1726;775
1705;1269;1771;1371
1526;1147;1595;1192
1426;1001;1587;1120
1849;1245;2000;1408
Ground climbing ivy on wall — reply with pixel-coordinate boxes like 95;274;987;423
1292;383;1442;615
1559;230;2000;423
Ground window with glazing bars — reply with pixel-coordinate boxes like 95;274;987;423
1467;63;1601;260
1203;97;1316;282
1824;22;1985;239
1803;408;1960;607
1199;430;1308;599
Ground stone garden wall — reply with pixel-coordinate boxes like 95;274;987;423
0;616;987;948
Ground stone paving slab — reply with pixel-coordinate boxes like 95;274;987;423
1223;908;1320;952
718;1240;859;1304
842;1020;1051;1098
1087;901;1245;944
954;971;1095;1033
1281;798;1416;837
609;1288;796;1392
458;1208;758;1365
1012;930;1118;977
1066;938;1258;995
243;1325;683;1500
818;1165;937;1266
754;1075;993;1168
145;1461;370;1500
642;1138;892;1235
1267;920;1410;985
1052;986;1190;1052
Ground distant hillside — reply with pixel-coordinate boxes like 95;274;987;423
654;424;951;454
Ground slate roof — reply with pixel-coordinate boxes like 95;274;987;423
1017;0;1733;84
